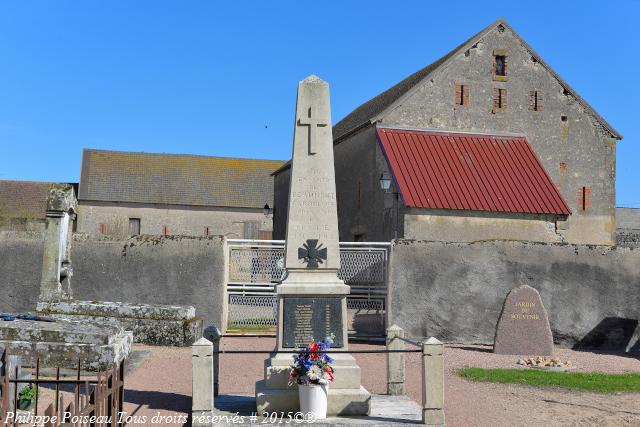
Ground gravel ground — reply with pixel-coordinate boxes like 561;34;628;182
120;339;640;427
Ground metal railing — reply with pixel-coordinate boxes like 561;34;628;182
226;240;390;336
0;350;125;427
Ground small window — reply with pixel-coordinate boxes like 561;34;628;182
495;55;506;77
129;218;141;236
162;225;169;236
493;88;507;112
455;84;469;106
204;226;211;236
99;223;107;235
529;91;542;112
577;187;591;212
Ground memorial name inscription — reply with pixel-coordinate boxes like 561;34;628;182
283;297;343;348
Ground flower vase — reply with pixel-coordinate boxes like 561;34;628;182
298;383;329;419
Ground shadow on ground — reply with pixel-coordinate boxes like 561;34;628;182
124;389;190;413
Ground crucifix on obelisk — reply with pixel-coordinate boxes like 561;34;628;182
297;107;327;155
256;75;371;416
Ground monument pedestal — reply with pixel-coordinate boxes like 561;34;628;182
256;273;371;416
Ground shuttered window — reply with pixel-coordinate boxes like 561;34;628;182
128;218;141;236
455;84;469;106
577;187;591;212
529;90;543;112
493;88;507;112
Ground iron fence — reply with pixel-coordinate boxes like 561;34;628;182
0;350;125;427
226;240;390;336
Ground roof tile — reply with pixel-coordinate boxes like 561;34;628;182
79;149;285;209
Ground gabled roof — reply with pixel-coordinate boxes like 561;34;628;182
377;128;571;216
79;149;286;209
334;18;621;141
0;180;54;219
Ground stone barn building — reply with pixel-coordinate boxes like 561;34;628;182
0;180;61;232
273;19;622;245
78;149;285;239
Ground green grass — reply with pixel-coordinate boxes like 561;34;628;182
457;368;640;394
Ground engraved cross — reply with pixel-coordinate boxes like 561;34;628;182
297;107;327;155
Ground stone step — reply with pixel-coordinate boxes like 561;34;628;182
204;394;423;426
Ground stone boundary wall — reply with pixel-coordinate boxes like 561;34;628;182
0;232;227;329
389;240;640;351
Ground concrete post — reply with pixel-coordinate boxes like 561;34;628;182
192;337;214;416
203;325;222;396
421;337;445;426
386;324;405;395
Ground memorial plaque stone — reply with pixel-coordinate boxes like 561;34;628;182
283;298;343;348
494;285;554;356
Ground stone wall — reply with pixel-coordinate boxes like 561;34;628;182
404;209;562;243
616;207;640;248
77;201;272;239
389;240;640;351
0;232;227;329
0;231;45;312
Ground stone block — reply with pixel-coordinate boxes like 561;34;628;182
37;300;202;346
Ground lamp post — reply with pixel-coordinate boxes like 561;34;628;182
379;171;398;239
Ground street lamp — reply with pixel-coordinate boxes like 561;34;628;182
379;172;392;192
263;203;272;217
379;171;398;239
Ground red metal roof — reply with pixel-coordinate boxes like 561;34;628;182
377;128;571;215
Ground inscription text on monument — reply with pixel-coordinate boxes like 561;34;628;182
283;297;343;348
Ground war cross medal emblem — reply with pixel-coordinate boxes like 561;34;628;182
298;239;327;268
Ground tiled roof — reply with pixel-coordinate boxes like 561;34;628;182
377;128;571;215
333;18;621;141
0;180;53;219
79;149;285;209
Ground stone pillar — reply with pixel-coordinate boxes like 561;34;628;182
203;325;222;396
386;324;405;395
192;337;214;417
39;184;77;302
421;337;445;426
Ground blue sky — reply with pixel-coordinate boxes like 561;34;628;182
0;1;638;206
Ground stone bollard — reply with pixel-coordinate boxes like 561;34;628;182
192;337;214;417
421;337;445;426
386;324;405;395
204;325;222;396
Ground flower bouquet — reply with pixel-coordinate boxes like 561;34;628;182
289;336;335;419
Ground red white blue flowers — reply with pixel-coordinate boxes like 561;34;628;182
289;335;335;385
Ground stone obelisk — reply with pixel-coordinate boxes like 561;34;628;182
255;75;370;416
